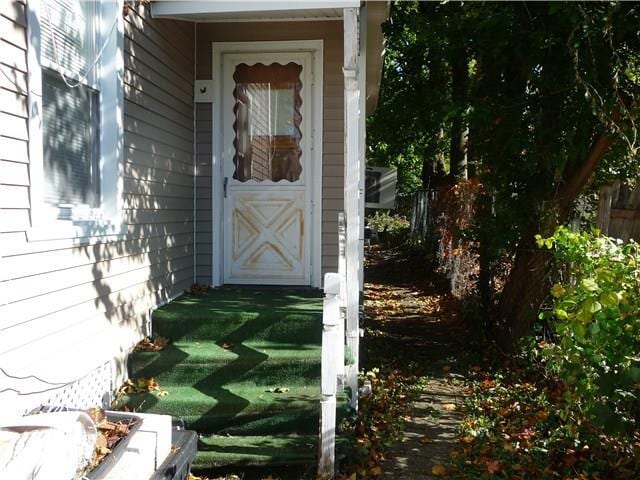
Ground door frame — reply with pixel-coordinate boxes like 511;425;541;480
211;40;324;288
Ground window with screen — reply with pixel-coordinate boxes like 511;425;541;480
40;0;101;218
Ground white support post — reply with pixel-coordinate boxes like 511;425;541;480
319;272;341;479
343;6;361;410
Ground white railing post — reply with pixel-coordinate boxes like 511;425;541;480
343;6;361;411
319;272;341;479
338;212;347;379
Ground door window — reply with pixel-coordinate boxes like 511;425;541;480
232;62;303;182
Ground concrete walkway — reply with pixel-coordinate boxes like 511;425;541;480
363;246;468;479
382;378;465;479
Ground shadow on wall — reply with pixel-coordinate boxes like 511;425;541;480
0;4;196;414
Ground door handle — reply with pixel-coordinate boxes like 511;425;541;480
223;177;228;198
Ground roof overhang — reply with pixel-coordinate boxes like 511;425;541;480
363;1;389;115
150;1;361;22
150;1;389;112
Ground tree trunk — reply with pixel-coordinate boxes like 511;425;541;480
493;121;619;352
478;239;493;332
492;242;554;352
450;49;469;180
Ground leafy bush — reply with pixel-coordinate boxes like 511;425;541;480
537;226;640;433
366;211;410;246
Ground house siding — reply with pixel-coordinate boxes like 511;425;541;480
1;1;30;234
0;2;195;414
194;21;344;285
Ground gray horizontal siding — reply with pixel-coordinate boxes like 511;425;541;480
0;1;195;410
1;2;29;235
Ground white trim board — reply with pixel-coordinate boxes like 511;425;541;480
153;1;359;18
210;40;324;289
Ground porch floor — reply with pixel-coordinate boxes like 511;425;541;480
118;287;348;471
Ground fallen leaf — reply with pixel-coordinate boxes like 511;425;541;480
431;464;447;476
486;460;502;474
369;466;382;476
134;336;169;352
482;378;496;389
536;409;549;422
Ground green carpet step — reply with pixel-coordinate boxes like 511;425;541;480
132;341;321;365
192;434;318;469
152;314;322;344
151;290;322;343
129;356;321;388
129;341;320;379
120;384;321;435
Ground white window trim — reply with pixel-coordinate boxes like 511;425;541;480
26;0;125;242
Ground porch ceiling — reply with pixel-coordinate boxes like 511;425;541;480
150;1;390;113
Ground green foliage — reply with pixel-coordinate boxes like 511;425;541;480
368;1;466;192
537;227;640;433
366;211;410;246
370;0;640;258
453;349;640;479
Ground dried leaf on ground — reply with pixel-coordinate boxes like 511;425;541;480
134;336;169;352
186;283;211;295
431;464;448;476
115;377;169;398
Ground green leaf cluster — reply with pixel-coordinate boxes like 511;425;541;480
370;1;640;263
538;226;640;433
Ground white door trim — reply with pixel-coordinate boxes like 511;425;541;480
211;40;324;288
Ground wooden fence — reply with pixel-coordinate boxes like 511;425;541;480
410;189;438;241
597;181;640;242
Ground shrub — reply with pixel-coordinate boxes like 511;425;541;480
537;226;640;433
366;211;410;246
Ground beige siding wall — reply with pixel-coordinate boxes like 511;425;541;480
194;21;344;284
0;2;195;412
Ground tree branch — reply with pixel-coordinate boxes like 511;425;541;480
557;106;621;214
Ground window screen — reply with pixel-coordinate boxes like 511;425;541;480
40;0;97;83
42;70;100;209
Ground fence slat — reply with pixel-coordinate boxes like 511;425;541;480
597;181;640;243
597;185;614;235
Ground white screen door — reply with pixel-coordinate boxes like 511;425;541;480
222;52;313;285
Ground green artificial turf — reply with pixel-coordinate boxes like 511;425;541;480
194;435;318;468
122;287;349;469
